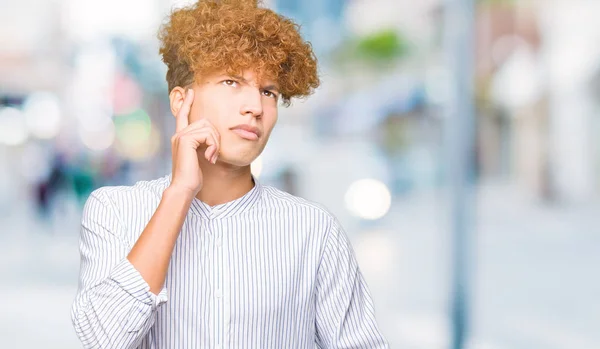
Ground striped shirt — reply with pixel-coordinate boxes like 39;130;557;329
71;174;388;348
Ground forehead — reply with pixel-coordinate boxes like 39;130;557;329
204;67;279;87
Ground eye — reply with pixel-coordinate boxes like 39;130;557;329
222;79;238;87
262;90;278;99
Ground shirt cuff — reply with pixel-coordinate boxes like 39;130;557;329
109;257;168;309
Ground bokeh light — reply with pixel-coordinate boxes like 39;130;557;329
22;92;62;140
113;108;159;160
0;107;29;146
344;178;392;220
79;118;116;151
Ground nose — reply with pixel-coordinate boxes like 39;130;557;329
240;88;263;118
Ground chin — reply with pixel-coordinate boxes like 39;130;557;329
219;152;259;167
219;142;265;167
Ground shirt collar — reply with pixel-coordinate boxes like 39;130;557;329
166;174;263;220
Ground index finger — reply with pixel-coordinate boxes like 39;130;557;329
176;89;194;132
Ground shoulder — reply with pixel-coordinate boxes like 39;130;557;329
81;175;171;243
83;175;170;225
260;186;356;263
259;184;339;228
88;175;170;206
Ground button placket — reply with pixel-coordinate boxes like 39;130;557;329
212;219;223;296
212;218;224;348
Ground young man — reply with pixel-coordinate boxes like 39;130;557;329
71;0;388;348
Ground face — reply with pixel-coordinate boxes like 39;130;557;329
172;69;280;167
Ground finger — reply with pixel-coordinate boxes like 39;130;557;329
207;130;220;163
204;120;221;143
201;132;219;163
176;119;220;163
183;125;220;160
180;125;219;149
182;119;220;141
182;130;219;163
199;122;220;160
175;89;194;132
193;134;217;164
205;145;216;163
211;146;219;164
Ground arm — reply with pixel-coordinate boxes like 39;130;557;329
127;87;219;294
71;189;169;348
71;88;220;348
314;219;389;348
127;185;194;294
71;187;194;348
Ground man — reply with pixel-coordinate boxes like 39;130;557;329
71;0;388;348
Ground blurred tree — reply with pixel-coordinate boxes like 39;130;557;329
332;28;410;68
355;29;408;61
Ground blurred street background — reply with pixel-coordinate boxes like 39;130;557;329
1;0;599;348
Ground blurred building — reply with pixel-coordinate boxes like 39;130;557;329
475;0;600;202
274;0;345;54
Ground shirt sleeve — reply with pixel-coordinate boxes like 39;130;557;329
314;218;389;348
71;189;168;349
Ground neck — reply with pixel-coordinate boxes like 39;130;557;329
195;155;255;207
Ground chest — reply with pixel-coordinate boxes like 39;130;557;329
163;215;321;322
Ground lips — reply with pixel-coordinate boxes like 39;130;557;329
230;124;260;140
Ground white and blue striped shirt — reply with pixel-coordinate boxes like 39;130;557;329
71;174;388;348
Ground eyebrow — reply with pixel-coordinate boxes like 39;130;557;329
262;84;280;93
229;74;248;84
229;74;280;93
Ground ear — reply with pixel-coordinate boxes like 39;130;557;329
169;86;187;117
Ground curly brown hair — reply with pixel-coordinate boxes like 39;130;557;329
158;0;320;106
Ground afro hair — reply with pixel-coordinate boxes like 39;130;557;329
158;0;320;106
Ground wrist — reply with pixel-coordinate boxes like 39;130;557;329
164;184;197;202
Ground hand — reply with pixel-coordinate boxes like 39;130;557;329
169;89;221;196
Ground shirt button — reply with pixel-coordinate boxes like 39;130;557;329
215;238;222;247
215;289;222;298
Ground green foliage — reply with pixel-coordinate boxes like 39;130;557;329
355;29;408;61
330;28;410;69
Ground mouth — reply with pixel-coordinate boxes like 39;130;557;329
230;124;261;141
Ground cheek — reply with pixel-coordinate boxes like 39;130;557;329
187;106;202;124
187;96;206;123
263;109;278;135
190;97;225;128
